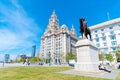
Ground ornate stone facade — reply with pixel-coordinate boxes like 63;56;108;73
40;11;78;64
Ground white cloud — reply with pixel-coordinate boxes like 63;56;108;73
0;29;21;49
0;0;42;59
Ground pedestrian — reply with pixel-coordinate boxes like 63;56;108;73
98;63;111;73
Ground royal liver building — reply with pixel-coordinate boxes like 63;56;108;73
40;11;78;63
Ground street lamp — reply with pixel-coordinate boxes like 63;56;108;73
54;53;58;64
48;51;51;66
42;54;44;64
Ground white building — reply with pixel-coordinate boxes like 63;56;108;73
40;11;78;64
90;18;120;54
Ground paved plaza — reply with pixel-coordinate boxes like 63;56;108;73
0;63;25;68
58;69;120;80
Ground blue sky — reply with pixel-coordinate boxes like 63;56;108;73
0;0;120;60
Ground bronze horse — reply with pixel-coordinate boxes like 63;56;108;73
79;18;92;41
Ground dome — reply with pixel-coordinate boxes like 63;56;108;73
61;24;68;30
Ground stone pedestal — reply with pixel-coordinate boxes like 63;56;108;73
75;39;99;72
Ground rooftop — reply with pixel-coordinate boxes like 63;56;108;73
90;18;120;30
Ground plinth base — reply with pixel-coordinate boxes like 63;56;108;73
75;39;99;72
75;62;99;72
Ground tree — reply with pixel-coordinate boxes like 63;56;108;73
30;57;40;63
66;51;76;62
116;44;120;62
45;58;49;63
12;58;20;63
19;58;26;63
106;53;114;63
99;51;105;61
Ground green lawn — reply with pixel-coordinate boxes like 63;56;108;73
116;72;120;80
0;66;110;80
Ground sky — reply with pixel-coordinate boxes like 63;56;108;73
0;0;120;60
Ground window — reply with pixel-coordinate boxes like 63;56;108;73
103;48;108;52
101;29;104;32
67;35;69;38
112;47;117;51
109;26;113;30
96;44;100;47
102;33;105;36
95;30;98;33
102;37;106;41
111;41;117;46
103;42;107;46
110;31;114;35
110;36;116;40
95;34;98;37
95;38;99;42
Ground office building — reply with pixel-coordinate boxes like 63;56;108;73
31;45;36;57
90;18;120;53
4;54;10;63
40;11;78;63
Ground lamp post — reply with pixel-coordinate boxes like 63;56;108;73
53;53;56;64
56;53;58;65
42;54;44;64
48;51;51;66
3;61;4;67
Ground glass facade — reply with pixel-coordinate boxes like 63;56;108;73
31;45;36;57
4;54;10;63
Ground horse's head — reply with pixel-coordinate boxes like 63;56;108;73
80;18;84;23
79;18;85;27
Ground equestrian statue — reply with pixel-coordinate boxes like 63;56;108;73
79;18;92;41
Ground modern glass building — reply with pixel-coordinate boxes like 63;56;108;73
31;45;36;57
4;54;10;63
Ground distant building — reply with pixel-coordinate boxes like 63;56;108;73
20;54;26;59
40;11;78;63
36;53;40;58
31;45;36;57
4;54;10;63
90;18;120;53
16;55;21;60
